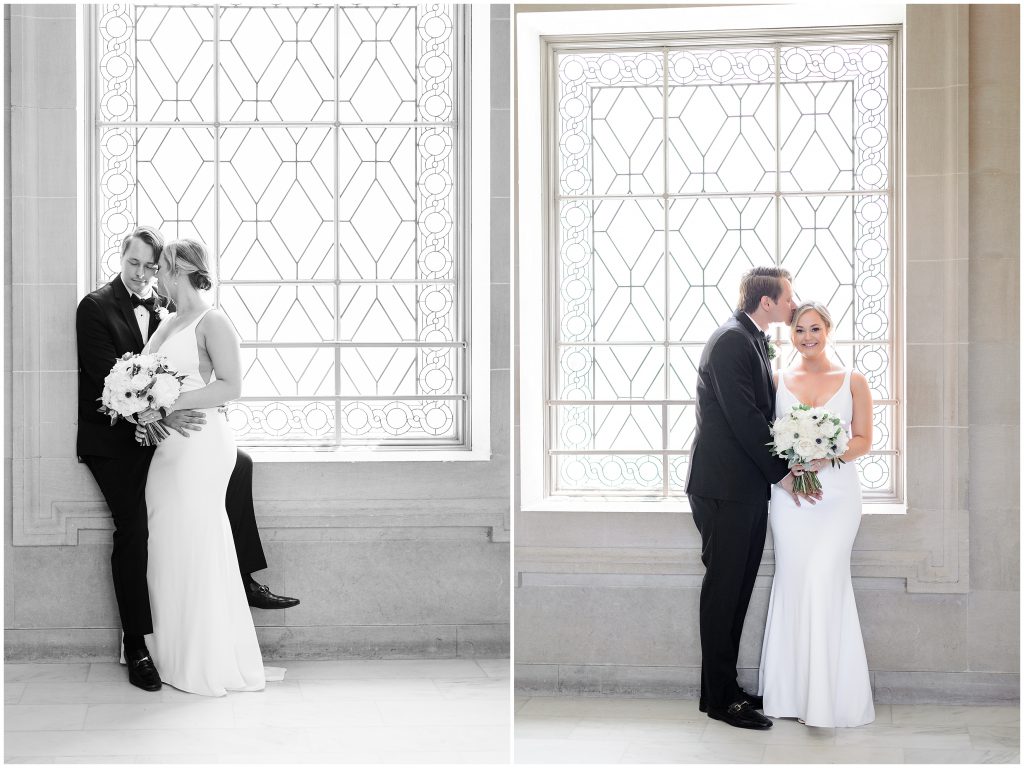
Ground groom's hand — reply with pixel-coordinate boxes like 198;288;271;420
162;409;207;437
779;472;820;506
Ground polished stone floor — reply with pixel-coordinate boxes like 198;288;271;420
514;695;1020;764
5;659;510;764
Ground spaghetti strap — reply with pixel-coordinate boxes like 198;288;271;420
192;306;215;327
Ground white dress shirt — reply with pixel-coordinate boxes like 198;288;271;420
120;275;154;344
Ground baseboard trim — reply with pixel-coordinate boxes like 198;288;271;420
5;624;510;662
514;663;1020;705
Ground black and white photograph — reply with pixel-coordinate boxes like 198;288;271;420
5;2;511;763
512;2;1020;764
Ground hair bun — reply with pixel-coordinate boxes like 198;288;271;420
189;271;213;291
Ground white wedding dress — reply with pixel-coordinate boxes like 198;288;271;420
758;368;875;727
142;308;266;696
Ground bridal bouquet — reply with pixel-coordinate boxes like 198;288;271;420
99;352;185;446
768;403;849;494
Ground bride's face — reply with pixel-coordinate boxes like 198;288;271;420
157;252;177;301
791;310;829;360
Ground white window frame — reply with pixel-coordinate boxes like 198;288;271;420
80;4;490;462
517;4;905;513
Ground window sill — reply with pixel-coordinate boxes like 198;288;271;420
520;498;907;515
244;447;492;463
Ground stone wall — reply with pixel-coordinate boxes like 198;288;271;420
4;5;512;661
513;4;1019;703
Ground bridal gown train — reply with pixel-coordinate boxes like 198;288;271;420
143;309;266;696
758;368;875;727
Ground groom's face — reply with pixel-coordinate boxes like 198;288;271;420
767;278;797;324
120;238;159;296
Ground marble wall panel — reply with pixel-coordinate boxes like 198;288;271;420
967;590;1020;673
276;539;508;627
9;13;76;108
968;174;1020;260
906;86;969;176
906;5;967;88
969;506;1020;592
857;591;968;672
905;174;966;263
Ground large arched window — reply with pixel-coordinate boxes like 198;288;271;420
87;4;480;452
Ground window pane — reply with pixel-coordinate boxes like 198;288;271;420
557;52;665;197
554;454;666;494
667;48;777;194
669;196;776;342
219;127;335;281
554;404;665;451
557;345;667;401
779;44;889;192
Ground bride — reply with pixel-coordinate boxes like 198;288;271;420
758;301;875;727
137;238;265;696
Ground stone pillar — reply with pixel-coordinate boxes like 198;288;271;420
966;3;1020;677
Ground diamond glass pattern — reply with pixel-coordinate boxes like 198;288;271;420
553;37;896;499
558;52;665;197
667;48;777;194
95;4;465;448
219;7;334;122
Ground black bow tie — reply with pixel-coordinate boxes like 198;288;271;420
131;294;157;312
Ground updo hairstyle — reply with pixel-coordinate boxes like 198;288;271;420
162;238;213;291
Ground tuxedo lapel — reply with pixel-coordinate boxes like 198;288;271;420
735;310;772;380
111;277;145;351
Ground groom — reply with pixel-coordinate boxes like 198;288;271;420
77;226;299;692
686;266;818;730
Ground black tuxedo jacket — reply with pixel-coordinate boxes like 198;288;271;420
685;310;790;505
76;277;171;459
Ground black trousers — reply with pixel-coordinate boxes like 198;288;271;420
84;451;157;636
689;493;769;712
85;448;268;636
225;449;268;576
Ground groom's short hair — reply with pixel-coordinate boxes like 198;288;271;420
737;266;792;313
121;226;165;263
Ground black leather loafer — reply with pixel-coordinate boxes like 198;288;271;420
246;580;300;609
125;648;161;692
707;700;773;730
700;690;763;712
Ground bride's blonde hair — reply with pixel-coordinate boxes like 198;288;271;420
790;301;833;333
162;239;213;291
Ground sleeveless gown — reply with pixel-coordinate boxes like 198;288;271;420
758;368;875;727
142;309;266;696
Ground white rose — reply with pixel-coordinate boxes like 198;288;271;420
135;354;157;370
149;373;182;409
130;371;152;391
795;437;818;460
834;430;850;455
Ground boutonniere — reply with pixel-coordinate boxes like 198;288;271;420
767;339;777;360
155;306;169;321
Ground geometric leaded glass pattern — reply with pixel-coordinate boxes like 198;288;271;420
94;4;466;448
552;35;897;499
